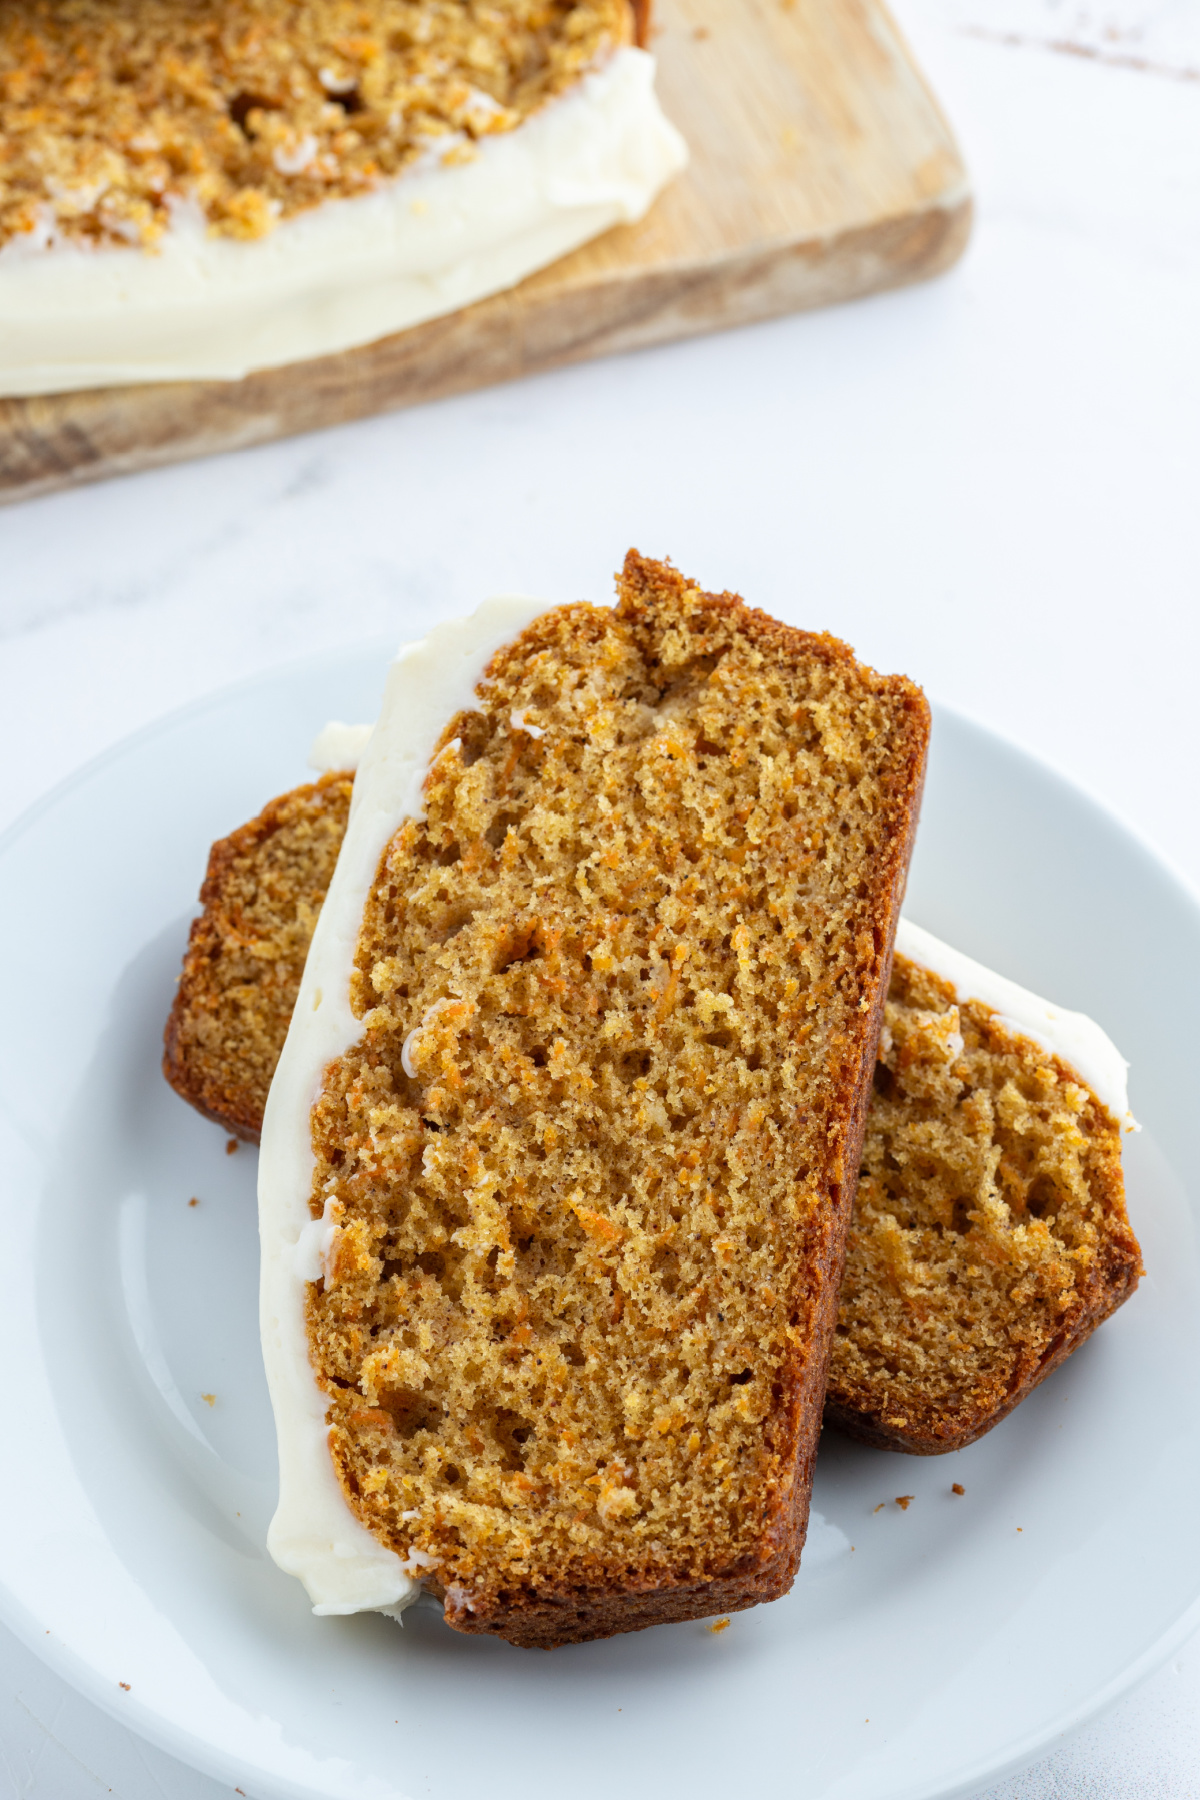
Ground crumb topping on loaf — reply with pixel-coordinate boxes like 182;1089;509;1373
164;772;354;1140
827;954;1141;1451
0;0;632;251
302;555;927;1630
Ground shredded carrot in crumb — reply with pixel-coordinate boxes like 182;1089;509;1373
0;0;632;250
709;1617;730;1634
829;949;1138;1455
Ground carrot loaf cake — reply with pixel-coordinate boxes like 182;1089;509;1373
167;752;1142;1467
257;550;929;1645
0;0;684;393
824;920;1141;1454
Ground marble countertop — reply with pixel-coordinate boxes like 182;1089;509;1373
2;2;1198;1794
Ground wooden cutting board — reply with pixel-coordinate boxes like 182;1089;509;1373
0;0;970;506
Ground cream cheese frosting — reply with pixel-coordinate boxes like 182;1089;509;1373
895;919;1135;1132
260;594;553;1616
307;721;374;775
0;47;686;396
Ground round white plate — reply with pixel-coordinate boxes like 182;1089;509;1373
1;644;1197;1800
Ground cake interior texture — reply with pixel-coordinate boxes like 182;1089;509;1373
164;771;354;1140
1;0;634;250
825;954;1141;1453
167;744;1140;1480
296;555;926;1645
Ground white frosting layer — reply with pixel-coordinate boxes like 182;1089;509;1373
895;919;1135;1132
0;48;686;395
259;594;552;1616
307;721;373;774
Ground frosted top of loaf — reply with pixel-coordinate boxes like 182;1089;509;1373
895;919;1134;1132
259;594;552;1617
0;49;687;394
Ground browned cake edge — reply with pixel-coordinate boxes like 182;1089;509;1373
433;551;931;1645
162;772;351;1143
822;1044;1142;1457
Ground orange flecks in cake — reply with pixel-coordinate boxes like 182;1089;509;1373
165;772;355;1140
828;953;1140;1452
301;555;928;1630
0;0;633;250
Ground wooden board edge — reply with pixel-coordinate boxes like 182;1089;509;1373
0;190;971;509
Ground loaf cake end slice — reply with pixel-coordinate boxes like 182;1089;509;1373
261;551;930;1646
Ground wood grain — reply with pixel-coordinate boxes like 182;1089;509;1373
0;0;970;506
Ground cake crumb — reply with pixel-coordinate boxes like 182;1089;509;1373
201;1393;216;1407
166;773;354;1135
895;1495;913;1511
0;0;632;251
188;1197;199;1208
119;1682;130;1691
287;554;930;1647
952;1483;965;1496
872;1503;885;1514
226;1138;239;1155
828;949;1140;1454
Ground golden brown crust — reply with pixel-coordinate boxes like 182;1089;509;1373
302;550;929;1647
822;1260;1140;1455
823;959;1142;1454
163;771;354;1141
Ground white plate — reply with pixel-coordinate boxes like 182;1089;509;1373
1;644;1198;1800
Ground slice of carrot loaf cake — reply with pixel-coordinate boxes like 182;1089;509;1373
0;0;685;393
167;747;1142;1467
824;920;1142;1455
258;550;929;1646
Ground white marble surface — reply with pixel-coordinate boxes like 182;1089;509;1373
2;2;1198;1794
